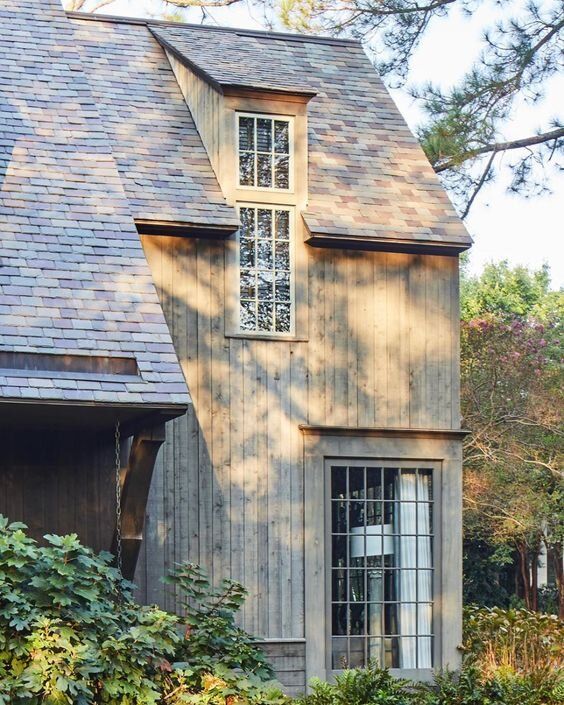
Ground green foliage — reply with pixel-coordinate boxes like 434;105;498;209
0;517;283;705
165;563;274;680
460;261;555;321
296;666;412;705
0;516;180;704
419;666;563;705
459;261;563;614
463;606;563;676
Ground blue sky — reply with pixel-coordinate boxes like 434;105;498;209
80;0;563;288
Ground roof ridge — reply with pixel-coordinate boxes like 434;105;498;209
66;10;361;47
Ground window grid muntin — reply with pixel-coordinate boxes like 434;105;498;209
237;113;292;191
329;464;434;671
238;205;293;335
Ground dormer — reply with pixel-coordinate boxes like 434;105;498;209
155;27;316;340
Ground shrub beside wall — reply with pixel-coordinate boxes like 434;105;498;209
0;517;562;705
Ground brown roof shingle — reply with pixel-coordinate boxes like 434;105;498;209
150;23;472;250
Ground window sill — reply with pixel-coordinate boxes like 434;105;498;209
225;332;308;342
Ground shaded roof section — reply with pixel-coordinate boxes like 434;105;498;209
0;0;189;410
151;23;471;250
70;17;238;233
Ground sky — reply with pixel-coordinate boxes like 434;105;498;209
78;0;563;288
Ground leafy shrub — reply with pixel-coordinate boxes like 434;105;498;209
296;666;413;705
166;563;273;680
0;516;179;704
0;517;284;705
416;666;563;705
463;605;563;676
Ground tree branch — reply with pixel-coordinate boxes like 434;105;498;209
461;149;496;218
435;126;564;173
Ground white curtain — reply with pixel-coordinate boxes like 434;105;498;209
396;471;433;669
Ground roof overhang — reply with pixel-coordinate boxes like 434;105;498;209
151;27;317;103
0;398;188;437
303;216;473;256
135;219;239;238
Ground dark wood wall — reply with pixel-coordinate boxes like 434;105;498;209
0;429;116;552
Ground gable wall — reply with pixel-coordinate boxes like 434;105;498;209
135;235;460;636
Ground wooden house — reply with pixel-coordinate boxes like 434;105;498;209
0;0;472;693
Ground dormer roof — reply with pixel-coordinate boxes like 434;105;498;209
149;21;472;253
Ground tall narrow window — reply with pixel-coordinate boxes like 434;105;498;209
238;205;293;334
238;114;291;189
330;463;434;670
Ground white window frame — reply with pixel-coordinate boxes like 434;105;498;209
235;203;296;338
236;112;295;193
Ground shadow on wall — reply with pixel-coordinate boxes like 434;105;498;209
136;233;458;640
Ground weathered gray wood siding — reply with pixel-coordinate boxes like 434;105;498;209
137;235;460;641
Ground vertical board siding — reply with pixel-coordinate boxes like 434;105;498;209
0;431;115;553
140;236;459;638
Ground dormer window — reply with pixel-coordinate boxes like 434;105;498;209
238;113;292;190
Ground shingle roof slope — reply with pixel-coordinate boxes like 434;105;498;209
0;0;189;408
71;18;238;231
152;24;471;248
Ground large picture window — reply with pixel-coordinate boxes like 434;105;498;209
329;463;434;670
238;114;292;190
238;205;293;334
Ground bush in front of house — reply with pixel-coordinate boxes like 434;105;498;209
0;516;285;705
1;516;562;704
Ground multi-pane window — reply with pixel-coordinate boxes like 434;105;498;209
239;206;292;334
238;114;291;189
330;464;434;671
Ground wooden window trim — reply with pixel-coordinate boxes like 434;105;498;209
304;432;463;684
235;203;296;338
324;458;442;676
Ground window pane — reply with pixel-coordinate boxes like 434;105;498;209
240;207;255;236
332;603;347;635
275;303;291;333
274;241;290;270
257;241;273;270
240;239;255;268
257;300;273;331
274;120;289;153
256;118;272;151
275;210;290;239
240;300;256;330
274;155;289;188
329;464;434;670
257;271;274;301
257;153;272;188
274;272;291;302
239;116;254;151
332;569;347;602
240;270;256;299
332;638;348;670
257;209;272;238
239;152;254;186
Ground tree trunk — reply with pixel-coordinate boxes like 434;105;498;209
518;544;532;609
551;543;564;619
531;549;539;611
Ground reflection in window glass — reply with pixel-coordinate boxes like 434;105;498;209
239;206;292;334
330;465;434;671
238;115;290;189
